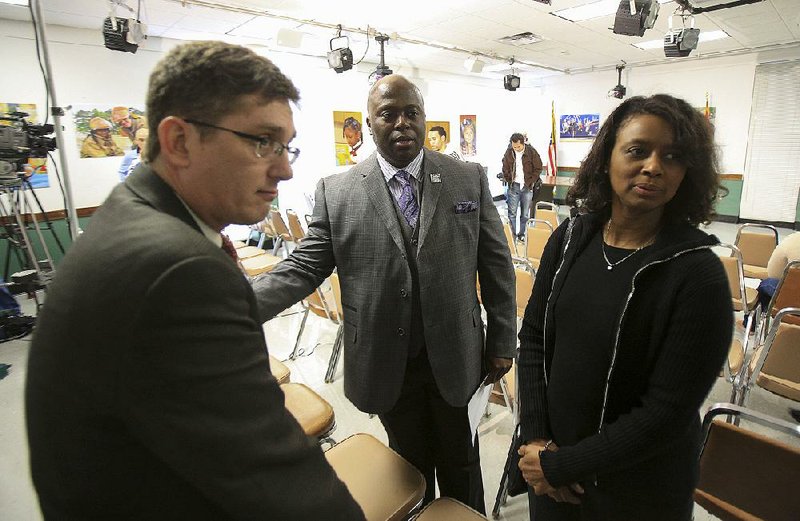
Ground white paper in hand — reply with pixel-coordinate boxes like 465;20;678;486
467;383;494;447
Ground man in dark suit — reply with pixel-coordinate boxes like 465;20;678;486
253;74;516;513
25;41;363;520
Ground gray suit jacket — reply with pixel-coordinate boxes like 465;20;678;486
254;150;515;413
26;165;363;520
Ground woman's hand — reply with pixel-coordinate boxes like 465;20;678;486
518;440;555;495
518;440;584;503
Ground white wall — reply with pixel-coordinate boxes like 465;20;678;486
541;54;758;174
0;17;779;222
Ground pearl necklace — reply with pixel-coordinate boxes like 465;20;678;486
602;219;656;271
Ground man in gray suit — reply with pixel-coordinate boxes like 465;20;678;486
26;41;363;520
254;74;516;513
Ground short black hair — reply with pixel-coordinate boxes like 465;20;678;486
510;132;525;144
429;126;446;138
566;94;724;225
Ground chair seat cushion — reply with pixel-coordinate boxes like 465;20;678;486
756;373;800;402
281;383;334;438
415;497;487;520
241;253;281;276
325;433;425;521
236;245;268;259
743;264;769;280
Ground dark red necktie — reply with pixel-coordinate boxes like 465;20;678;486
220;234;239;262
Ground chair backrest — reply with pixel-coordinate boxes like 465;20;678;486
749;307;800;401
501;218;516;257
269;210;293;242
324;433;426;521
533;202;559;230
286;209;306;243
303;285;336;321
768;261;800;324
717;244;747;304
734;223;779;269
695;404;800;521
514;262;535;319
525;219;553;262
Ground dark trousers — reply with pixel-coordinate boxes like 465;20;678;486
378;349;485;514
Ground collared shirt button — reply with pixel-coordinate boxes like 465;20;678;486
401;253;407;260
400;289;408;298
411;238;418;245
397;328;405;336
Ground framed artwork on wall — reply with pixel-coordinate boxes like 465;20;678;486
559;113;600;140
333;110;363;166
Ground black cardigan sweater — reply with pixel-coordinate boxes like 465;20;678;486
518;211;732;515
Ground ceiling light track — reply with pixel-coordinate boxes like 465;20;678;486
674;0;764;15
163;0;564;73
567;40;800;75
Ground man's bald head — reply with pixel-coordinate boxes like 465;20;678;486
366;75;427;168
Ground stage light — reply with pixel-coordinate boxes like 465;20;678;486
664;28;700;57
372;34;393;81
327;35;353;73
664;14;699;57
103;16;147;54
608;63;626;99
612;0;660;37
504;74;521;91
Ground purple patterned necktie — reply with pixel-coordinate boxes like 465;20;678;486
395;170;419;228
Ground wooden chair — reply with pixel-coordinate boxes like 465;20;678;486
532;201;559;231
734;223;779;280
286;209;307;243
325;273;345;383
499;216;518;258
760;260;800;337
240;252;282;277
735;307;800;408
289;281;338;360
252;214;277;249
717;244;760;385
235;245;269;260
524;218;553;270
489;261;533;416
695;403;800;521
415;497;487;520
325;433;426;521
281;382;335;446
270;209;294;257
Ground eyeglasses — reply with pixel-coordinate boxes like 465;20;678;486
184;118;300;164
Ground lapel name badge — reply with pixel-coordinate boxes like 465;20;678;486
430;173;441;183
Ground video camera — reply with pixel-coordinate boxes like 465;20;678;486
0;112;57;181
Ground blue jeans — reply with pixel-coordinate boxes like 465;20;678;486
506;182;532;238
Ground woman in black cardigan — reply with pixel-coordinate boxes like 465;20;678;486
517;94;733;520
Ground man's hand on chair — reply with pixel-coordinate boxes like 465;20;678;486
483;356;512;384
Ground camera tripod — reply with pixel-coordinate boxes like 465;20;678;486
0;174;64;307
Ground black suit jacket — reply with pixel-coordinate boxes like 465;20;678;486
25;165;363;520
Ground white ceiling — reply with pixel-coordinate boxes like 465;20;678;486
2;0;799;79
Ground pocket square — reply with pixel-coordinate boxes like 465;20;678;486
455;200;479;214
